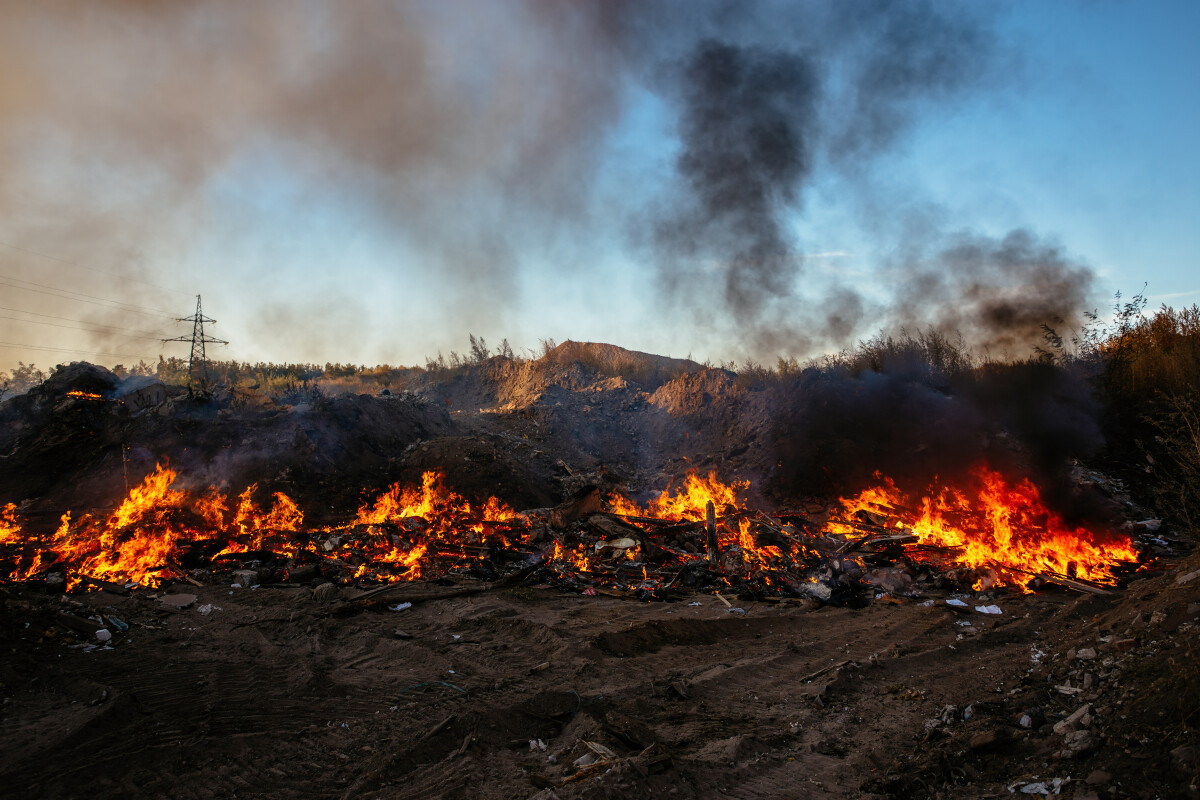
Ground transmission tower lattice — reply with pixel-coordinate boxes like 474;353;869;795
163;294;228;392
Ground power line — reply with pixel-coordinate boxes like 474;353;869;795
0;303;172;333
0;239;194;301
0;275;180;319
0;340;159;361
0;310;170;341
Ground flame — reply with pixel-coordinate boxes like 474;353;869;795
611;470;747;520
37;464;194;587
348;472;520;581
835;464;1138;589
0;458;1141;597
732;518;784;569
65;390;103;400
217;484;305;557
195;488;229;529
0;503;20;545
356;471;516;527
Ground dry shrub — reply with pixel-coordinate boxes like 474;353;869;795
1100;303;1200;529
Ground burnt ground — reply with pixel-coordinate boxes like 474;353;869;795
1;343;1199;798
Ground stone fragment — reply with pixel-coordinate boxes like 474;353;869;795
231;569;259;588
1060;729;1097;758
157;593;197;609
1053;703;1091;735
311;582;337;603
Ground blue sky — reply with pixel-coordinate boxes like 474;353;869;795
0;0;1196;373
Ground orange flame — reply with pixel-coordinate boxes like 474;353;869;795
835;464;1138;589
0;503;20;546
216;484;305;557
43;464;194;587
348;472;519;581
611;470;747;520
356;471;516;527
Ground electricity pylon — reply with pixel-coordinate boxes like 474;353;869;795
163;294;228;393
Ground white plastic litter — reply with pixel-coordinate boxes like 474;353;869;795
946;598;968;607
388;602;413;612
975;605;1003;615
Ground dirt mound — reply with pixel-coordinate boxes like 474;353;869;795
648;368;741;416
416;342;704;414
0;388;457;523
540;341;702;387
32;362;120;400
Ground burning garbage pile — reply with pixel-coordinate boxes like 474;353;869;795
0;461;1154;603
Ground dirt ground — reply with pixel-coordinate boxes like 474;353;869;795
2;553;1198;800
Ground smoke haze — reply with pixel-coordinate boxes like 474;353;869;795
0;0;1097;366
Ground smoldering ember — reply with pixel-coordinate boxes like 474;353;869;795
1;336;1198;800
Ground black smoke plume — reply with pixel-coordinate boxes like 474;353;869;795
654;41;818;323
648;0;1008;354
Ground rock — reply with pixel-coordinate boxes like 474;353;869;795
1053;703;1092;735
1060;729;1097;758
1176;568;1200;585
1085;769;1112;785
1076;647;1097;661
231;569;259;588
44;572;66;593
157;593;197;609
1111;638;1137;653
311;582;337;603
865;567;914;596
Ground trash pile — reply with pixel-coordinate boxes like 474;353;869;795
0;463;1165;604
